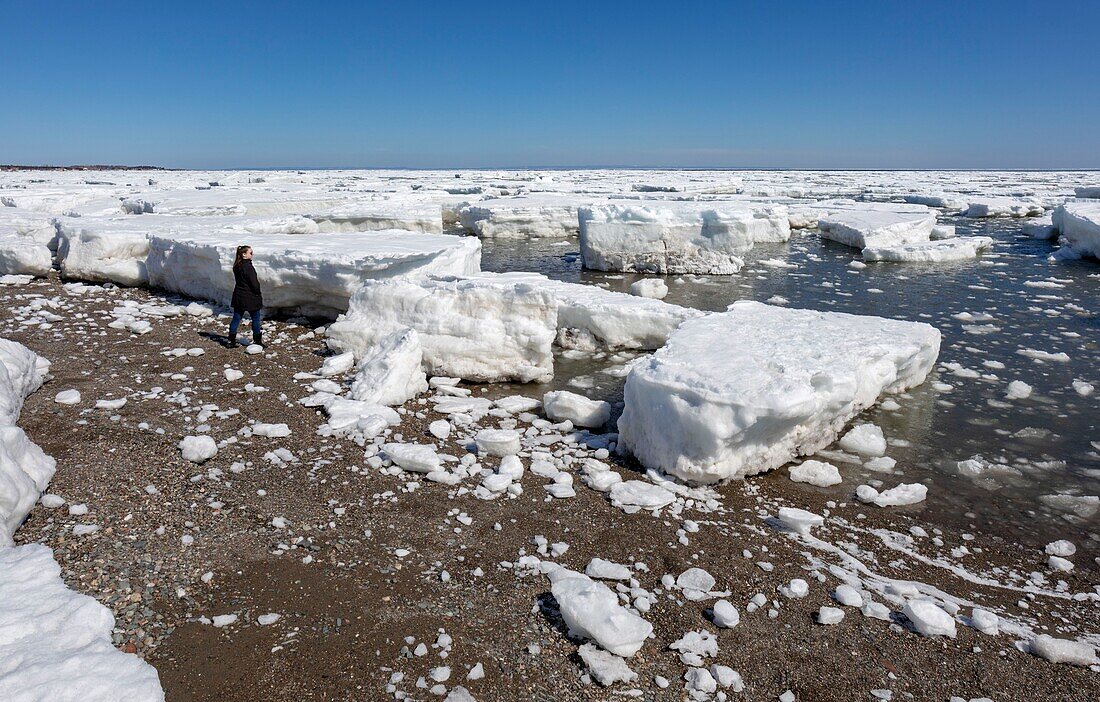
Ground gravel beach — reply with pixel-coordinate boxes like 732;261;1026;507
4;274;1098;702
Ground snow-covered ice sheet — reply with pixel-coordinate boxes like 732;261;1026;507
57;214;481;313
329;271;699;378
862;236;994;263
578;203;789;274
0;544;164;701
964;197;1044;218
1052;202;1100;259
617;301;941;484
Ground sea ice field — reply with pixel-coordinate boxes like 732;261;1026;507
0;168;1097;701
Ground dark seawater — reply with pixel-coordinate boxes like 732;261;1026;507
479;218;1100;542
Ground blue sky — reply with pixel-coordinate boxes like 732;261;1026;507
1;1;1097;169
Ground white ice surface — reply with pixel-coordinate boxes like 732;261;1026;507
482;272;701;351
617;301;940;484
148;226;481;317
457;195;583;239
0;209;55;277
58;215;481;314
57;217;151;286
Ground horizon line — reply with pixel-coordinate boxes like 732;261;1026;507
5;164;1100;173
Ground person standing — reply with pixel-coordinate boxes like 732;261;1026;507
229;245;263;347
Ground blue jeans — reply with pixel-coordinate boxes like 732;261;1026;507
229;309;262;339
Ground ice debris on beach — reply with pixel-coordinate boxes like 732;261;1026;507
546;567;652;657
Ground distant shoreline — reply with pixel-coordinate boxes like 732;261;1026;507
0;165;171;172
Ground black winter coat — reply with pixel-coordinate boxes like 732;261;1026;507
231;260;263;313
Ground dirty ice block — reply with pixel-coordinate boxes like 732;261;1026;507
616;301;941;484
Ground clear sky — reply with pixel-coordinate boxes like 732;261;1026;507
1;1;1097;169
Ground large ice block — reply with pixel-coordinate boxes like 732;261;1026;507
0;209;56;277
617;301;941;484
579;203;790;274
326;277;558;383
1052;202;1100;259
475;272;702;350
57;215;481;314
862;236;994;263
818;206;936;249
56;216;153;286
457;195;583;239
147;227;481;317
308;200;444;234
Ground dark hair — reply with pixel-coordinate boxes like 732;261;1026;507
234;245;251;267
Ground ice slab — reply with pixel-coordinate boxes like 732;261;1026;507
328;272;698;381
1052;202;1100;259
902;193;968;211
148;227;481;317
58;215;481;312
964;198;1044;218
0;209;56;277
862;236;994;263
579;203;789;274
308;199;444;234
818;205;936;250
547;568;652;657
349;328;428;406
0;544;165;701
327;277;557;383
617;301;941;484
57;216;151;286
457;195;583;239
483;272;701;350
